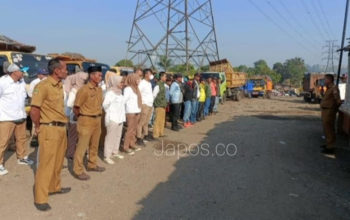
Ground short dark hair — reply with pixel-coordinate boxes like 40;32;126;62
109;69;117;73
325;74;334;82
143;68;152;77
48;58;63;74
159;72;166;78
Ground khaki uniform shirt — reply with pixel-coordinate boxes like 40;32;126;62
31;76;67;123
320;84;341;109
74;82;102;116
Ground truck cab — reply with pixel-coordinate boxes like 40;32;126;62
200;72;227;99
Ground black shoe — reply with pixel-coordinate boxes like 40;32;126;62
171;127;179;132
34;203;51;211
49;187;71;196
30;139;39;148
136;138;146;146
144;135;155;142
321;148;335;155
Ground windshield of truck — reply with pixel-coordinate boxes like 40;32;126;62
251;79;265;87
11;53;51;83
67;63;81;75
82;62;110;79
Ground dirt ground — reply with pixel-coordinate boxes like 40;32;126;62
1;96;350;220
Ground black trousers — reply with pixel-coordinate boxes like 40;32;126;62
209;96;216;114
171;103;181;129
197;102;205;120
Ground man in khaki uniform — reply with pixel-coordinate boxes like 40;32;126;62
73;66;105;181
30;58;70;211
320;74;341;155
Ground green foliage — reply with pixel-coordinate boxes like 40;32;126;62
283;57;306;87
157;55;172;71
115;59;134;67
169;63;196;75
199;65;209;72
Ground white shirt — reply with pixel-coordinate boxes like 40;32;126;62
138;79;154;107
103;90;126;125
27;77;46;98
153;85;160;99
339;83;346;101
124;87;141;114
0;75;27;121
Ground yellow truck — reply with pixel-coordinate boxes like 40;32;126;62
209;59;247;101
110;66;134;76
250;75;273;98
49;53;110;78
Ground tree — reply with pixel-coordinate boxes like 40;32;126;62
115;59;134;67
198;65;209;72
157;55;172;71
283;57;306;87
273;62;284;76
252;60;282;84
169;63;196;75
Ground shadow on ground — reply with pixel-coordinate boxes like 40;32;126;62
133;114;350;220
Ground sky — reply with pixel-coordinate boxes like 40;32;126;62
0;0;348;68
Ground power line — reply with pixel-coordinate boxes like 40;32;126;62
299;0;328;41
266;0;320;51
248;0;315;54
310;0;332;39
278;0;322;46
315;0;336;39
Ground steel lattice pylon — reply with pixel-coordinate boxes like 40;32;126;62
126;0;220;72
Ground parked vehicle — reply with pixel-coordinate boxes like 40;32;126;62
250;75;273;98
302;73;327;103
208;59;247;101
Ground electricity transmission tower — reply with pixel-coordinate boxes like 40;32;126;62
322;40;339;73
126;0;220;73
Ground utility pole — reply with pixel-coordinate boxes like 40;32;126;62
336;0;350;85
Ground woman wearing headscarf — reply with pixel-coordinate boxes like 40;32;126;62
103;75;126;164
122;74;142;155
65;72;89;160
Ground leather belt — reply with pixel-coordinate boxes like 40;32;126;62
80;114;102;118
40;122;66;127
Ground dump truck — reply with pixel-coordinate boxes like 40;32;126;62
49;53;110;78
110;66;134;76
208;59;247;101
250;75;273;98
303;73;327;103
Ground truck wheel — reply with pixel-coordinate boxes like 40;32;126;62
236;91;241;101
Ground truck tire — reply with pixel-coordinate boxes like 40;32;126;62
236;91;241;101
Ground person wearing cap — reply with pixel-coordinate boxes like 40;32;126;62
73;66;105;181
30;58;70;211
136;69;155;146
27;68;49;147
0;64;34;176
152;72;167;138
169;73;184;131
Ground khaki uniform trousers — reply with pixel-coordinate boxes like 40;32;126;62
137;104;153;139
73;116;101;175
124;114;140;150
321;108;337;149
35;125;67;204
0;121;27;165
153;107;166;138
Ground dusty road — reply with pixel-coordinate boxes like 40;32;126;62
1;96;350;220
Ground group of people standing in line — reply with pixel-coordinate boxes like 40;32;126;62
0;57;222;211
